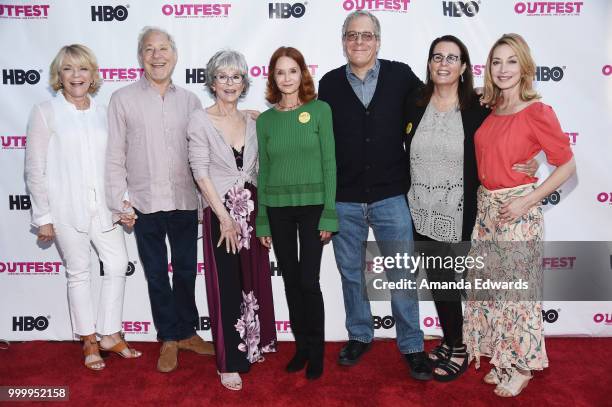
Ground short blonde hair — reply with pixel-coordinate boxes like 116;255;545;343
481;33;540;107
49;44;102;94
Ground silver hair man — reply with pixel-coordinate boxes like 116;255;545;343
137;26;177;67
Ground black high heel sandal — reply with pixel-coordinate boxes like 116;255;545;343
428;342;450;366
433;344;468;382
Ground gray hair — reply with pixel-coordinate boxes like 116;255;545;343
341;10;381;40
137;26;177;67
205;49;251;99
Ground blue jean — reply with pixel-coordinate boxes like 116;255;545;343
133;209;198;341
332;195;423;354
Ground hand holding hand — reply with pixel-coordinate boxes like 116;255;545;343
258;236;272;249
320;230;332;244
37;223;55;242
119;200;137;228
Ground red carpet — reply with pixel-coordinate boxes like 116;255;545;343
0;338;609;406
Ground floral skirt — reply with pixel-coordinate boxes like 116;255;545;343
463;183;548;371
202;183;277;373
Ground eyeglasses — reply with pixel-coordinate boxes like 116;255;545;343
214;74;244;84
431;53;461;65
344;31;377;42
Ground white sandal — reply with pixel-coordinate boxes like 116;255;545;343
494;368;532;397
217;370;242;391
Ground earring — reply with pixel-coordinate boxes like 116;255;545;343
90;82;94;88
59;82;63;88
460;74;464;83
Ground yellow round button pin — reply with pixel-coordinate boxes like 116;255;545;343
299;112;311;124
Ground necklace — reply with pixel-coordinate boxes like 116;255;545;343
276;100;302;111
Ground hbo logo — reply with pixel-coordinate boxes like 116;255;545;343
542;309;559;323
2;69;40;85
269;3;306;19
541;190;561;206
12;316;49;331
442;1;480;17
536;66;564;82
373;315;395;329
91;5;128;22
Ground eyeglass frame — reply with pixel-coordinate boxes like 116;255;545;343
213;73;245;85
343;31;378;42
430;53;462;65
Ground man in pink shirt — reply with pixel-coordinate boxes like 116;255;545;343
105;26;214;373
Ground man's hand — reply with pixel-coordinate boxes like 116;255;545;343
119;200;137;228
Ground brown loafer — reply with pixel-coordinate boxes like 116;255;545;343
157;341;178;373
178;334;215;355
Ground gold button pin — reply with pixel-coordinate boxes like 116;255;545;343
406;122;413;134
299;111;311;124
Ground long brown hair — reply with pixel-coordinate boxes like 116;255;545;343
265;46;316;104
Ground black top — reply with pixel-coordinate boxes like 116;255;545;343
404;91;490;241
318;59;423;203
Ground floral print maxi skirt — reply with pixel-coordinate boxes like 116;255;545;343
202;183;277;373
463;183;548;371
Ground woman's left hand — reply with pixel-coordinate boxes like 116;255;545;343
320;230;332;244
245;109;261;120
498;196;531;224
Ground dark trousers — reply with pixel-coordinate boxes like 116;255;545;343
209;212;250;373
134;209;198;341
267;205;325;355
414;230;463;347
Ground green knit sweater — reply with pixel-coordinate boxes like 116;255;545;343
255;99;338;236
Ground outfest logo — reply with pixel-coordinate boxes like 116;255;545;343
0;4;49;19
514;1;583;16
99;68;144;82
2;135;26;149
0;261;62;275
342;0;411;13
161;3;231;17
249;64;319;78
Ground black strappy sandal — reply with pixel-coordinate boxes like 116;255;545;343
433;344;468;382
428;342;450;366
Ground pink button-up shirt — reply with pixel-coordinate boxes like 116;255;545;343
105;76;202;218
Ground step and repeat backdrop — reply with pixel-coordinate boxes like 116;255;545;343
1;0;611;342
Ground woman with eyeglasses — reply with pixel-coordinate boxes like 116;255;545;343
187;49;277;391
256;46;337;380
463;33;575;397
404;35;537;382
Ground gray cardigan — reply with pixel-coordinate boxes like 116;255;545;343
187;109;258;209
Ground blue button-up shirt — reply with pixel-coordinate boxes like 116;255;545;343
345;59;380;108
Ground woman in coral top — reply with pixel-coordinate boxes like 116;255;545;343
463;33;576;397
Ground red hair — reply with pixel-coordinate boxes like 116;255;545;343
265;46;316;104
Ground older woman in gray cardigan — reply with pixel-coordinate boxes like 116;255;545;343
187;49;276;391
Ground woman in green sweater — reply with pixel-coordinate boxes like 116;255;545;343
256;46;338;380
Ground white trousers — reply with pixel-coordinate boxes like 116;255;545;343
54;215;128;336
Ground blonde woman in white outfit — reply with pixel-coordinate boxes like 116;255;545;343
25;44;141;371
